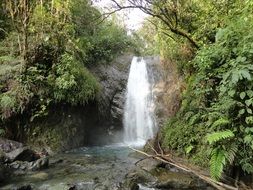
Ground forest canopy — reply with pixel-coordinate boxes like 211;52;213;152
0;0;135;136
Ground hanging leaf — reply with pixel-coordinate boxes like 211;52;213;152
247;90;253;98
238;109;245;116
231;72;239;84
245;99;252;106
247;108;252;114
240;69;251;80
240;92;246;99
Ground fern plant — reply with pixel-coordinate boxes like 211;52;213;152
210;148;226;180
206;130;234;144
206;130;237;180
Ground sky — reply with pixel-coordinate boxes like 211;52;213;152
93;0;147;30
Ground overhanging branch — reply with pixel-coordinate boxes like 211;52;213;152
108;0;199;49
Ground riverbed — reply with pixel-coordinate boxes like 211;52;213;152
1;144;155;190
1;143;214;190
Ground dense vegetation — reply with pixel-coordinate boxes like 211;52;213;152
1;0;253;183
131;0;253;182
0;0;134;139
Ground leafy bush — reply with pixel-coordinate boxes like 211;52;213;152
0;0;134;139
78;21;133;65
51;53;100;104
162;10;253;180
0;94;17;119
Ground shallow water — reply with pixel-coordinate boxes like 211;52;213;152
1;144;150;190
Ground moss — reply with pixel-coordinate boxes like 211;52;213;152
27;113;81;152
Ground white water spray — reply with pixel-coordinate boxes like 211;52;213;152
123;57;156;145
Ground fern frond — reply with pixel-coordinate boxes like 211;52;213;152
211;118;230;128
225;143;238;164
189;113;201;125
210;148;226;180
206;130;234;144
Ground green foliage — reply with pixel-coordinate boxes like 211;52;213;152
207;130;237;180
206;130;234;145
0;0;134;139
210;148;226;180
52;53;100;104
0;94;17;119
162;2;253;180
77;21;133;65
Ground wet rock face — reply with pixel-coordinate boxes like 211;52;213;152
25;54;132;149
85;54;133;144
5;147;39;162
91;54;132;128
9;156;49;171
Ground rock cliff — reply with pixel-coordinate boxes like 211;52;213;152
27;54;133;151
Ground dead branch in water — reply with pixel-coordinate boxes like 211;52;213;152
130;147;239;190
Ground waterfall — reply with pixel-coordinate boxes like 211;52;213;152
123;57;156;145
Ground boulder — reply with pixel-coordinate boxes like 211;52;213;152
9;156;49;171
29;156;49;170
135;158;161;171
153;167;214;190
0;138;23;153
5;147;39;162
15;184;33;190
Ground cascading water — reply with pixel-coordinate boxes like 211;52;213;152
123;57;156;145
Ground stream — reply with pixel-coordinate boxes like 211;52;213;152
1;143;215;190
2;144;156;190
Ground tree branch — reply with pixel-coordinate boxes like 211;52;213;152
108;0;200;49
130;147;239;190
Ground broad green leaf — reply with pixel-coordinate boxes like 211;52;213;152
239;109;245;115
228;90;235;97
240;92;246;99
247;108;252;114
240;69;251;80
231;72;239;84
245;99;252;106
245;116;253;124
247;90;253;98
244;135;252;144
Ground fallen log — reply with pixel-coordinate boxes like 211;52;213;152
130;147;239;190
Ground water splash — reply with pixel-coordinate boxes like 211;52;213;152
123;57;156;145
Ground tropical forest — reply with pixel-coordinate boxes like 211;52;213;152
0;0;253;189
